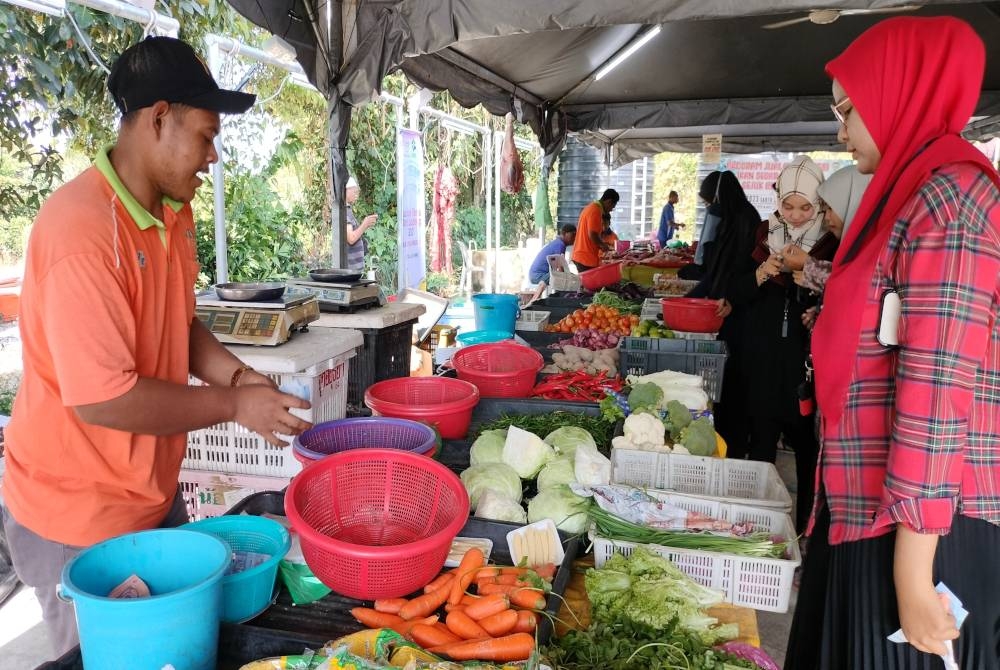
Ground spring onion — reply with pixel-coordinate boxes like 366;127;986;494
589;505;789;558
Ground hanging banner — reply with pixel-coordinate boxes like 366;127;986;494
722;154;854;219
701;133;722;165
397;128;426;290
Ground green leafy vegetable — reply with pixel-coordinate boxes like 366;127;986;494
527;485;590;534
543;426;597;460
476;412;613;452
665;399;693;440
469;428;507;466
680;417;717;456
460;463;523;507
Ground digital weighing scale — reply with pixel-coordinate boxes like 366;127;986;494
196;286;320;346
286;277;382;312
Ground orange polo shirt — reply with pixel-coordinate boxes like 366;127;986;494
2;146;200;546
571;201;605;268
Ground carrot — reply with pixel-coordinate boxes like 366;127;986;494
393;615;439;640
513;609;538;633
373;597;409;614
399;581;453;620
499;566;530;576
509;587;546;610
532;562;556;581
445;609;490;640
426;638;489;655
436;632;535;662
475;566;501;580
476;573;520;586
476;583;518;596
433;622;455;635
444;603;465;613
448;547;486;605
350;607;404;629
423;570;457;593
409;623;461;648
477;608;518;637
464;593;509;621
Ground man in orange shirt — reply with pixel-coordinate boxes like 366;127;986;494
0;37;311;656
571;189;619;272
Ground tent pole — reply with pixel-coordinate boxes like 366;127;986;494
205;38;228;284
494;130;502;293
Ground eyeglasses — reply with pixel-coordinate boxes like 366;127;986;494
831;97;852;126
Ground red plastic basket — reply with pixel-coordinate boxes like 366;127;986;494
364;377;480;439
660;298;724;333
579;262;623;291
451;342;544;398
284;448;469;600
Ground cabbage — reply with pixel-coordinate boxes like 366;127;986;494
502;425;556;479
543;426;597;461
574;442;611;486
460;463;523;507
470;429;507;466
527;485;590;534
536;457;577;491
475;489;527;524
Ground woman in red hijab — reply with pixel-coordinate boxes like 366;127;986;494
786;16;1000;670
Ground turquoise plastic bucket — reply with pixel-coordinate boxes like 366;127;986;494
472;293;519;332
183;515;290;623
59;529;230;670
455;330;513;346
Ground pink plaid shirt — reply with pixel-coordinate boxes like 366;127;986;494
814;163;1000;545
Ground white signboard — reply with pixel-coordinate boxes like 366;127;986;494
722;154;855;219
397;128;426;290
702;133;722;164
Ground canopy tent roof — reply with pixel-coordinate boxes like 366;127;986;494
227;1;1000;166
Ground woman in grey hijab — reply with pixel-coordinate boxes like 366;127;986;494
785;166;873;295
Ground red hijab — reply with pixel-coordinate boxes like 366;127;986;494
812;16;999;426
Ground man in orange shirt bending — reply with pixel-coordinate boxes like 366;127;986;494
0;37;311;656
571;189;619;272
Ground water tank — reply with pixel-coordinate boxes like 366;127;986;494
557;136;608;230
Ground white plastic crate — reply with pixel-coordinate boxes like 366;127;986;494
184;351;353;477
516;310;550;331
611;448;792;511
593;492;800;613
547;254;582;292
179;469;291;520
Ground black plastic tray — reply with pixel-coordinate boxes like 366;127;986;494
38;624;328;670
514;330;568;347
226;496;579;648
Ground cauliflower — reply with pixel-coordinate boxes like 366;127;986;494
619;412;666;451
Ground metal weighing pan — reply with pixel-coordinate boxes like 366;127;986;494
308;268;363;283
215;282;286;302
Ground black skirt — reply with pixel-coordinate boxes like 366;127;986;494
785;507;1000;670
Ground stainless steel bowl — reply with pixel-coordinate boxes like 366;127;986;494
215;282;286;302
308;268;363;283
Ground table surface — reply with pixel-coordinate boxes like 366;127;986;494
312;302;425;329
224;326;363;373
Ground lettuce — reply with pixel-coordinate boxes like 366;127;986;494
536;457;577;491
502;425;556;479
475;489;527;524
543;426;596;461
470;429;507;466
527;485;590;534
460;463;523;507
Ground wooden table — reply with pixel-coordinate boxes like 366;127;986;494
554;556;760;647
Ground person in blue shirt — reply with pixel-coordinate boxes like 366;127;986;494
528;224;577;284
656;191;681;247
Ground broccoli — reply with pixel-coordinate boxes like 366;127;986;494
679;417;717;456
664;399;692;440
627;382;664;415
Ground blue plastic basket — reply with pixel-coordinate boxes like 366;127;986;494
182;516;290;623
455;330;513;346
292;417;438;464
59;529;229;670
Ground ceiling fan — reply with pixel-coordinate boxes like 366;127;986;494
762;5;922;30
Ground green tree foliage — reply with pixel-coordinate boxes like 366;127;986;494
653;152;699;243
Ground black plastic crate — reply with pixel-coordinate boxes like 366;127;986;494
514;330;566;347
348;319;416;410
619;336;728;401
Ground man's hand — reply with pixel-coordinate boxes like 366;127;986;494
237;369;278;389
362;214;378;230
801;306;817;329
232;385;312;447
715;298;732;317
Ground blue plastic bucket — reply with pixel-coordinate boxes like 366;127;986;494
59;529;230;670
182;515;290;623
472;293;519;333
455;330;514;346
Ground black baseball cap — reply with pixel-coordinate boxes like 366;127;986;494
108;36;255;115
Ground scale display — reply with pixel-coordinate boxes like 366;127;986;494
196;309;280;338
